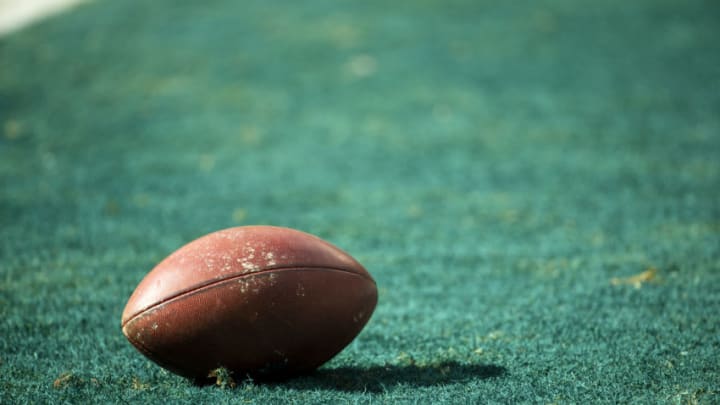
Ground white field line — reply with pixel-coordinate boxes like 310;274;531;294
0;0;87;36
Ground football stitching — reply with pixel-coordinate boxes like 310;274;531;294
121;266;375;328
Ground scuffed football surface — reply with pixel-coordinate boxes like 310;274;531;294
121;226;377;380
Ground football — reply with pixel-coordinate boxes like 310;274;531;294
121;226;378;380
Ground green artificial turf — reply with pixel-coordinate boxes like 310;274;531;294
1;0;719;403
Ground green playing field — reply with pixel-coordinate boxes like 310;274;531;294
1;0;719;403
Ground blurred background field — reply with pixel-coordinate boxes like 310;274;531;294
1;0;719;403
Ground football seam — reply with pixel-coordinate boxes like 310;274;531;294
121;266;374;329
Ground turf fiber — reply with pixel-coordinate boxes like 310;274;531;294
1;0;719;403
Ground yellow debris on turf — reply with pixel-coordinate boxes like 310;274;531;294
208;368;237;389
131;376;149;390
232;208;248;223
52;372;73;389
610;268;657;289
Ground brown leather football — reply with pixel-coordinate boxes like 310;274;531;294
121;226;377;380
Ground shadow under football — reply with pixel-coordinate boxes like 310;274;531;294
275;361;507;393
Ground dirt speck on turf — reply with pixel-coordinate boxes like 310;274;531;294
208;367;237;389
53;372;101;389
395;352;416;366
3;119;23;139
103;200;121;216
131;376;149;390
53;372;75;389
610;267;657;288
